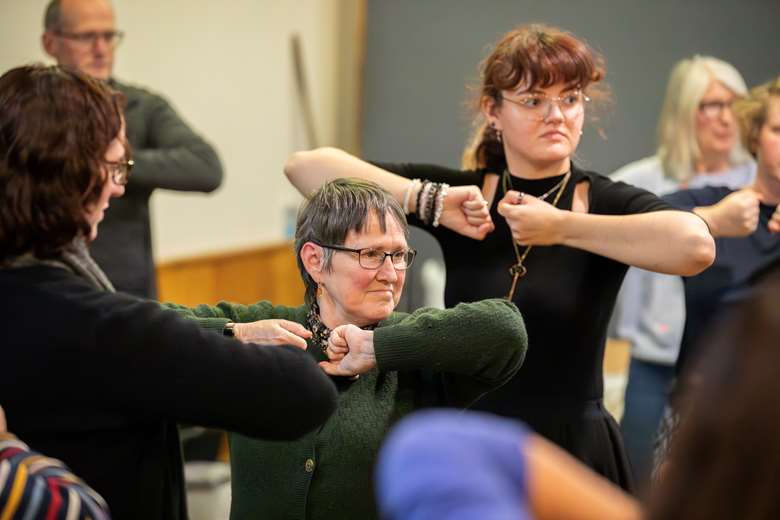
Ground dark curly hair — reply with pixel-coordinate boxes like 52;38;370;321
0;64;125;261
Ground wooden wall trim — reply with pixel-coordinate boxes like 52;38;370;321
156;241;305;308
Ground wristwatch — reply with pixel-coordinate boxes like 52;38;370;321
223;322;237;337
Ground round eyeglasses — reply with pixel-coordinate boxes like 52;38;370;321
55;30;125;49
313;241;417;270
500;90;590;121
106;159;133;186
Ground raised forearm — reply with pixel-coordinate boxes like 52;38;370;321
559;210;714;275
285;147;412;203
374;299;527;385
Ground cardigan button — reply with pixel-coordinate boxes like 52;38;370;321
304;458;315;473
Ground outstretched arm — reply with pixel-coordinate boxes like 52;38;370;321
285;147;493;239
691;187;761;237
498;191;714;276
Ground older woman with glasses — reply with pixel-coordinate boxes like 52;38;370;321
167;177;528;519
0;64;337;520
284;24;715;491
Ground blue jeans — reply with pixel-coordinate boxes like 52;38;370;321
620;357;675;487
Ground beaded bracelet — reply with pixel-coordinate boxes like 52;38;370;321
432;183;449;227
425;183;438;225
417;181;434;223
416;180;429;222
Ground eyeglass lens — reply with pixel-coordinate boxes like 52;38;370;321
359;249;415;269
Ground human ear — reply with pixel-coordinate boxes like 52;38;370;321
300;242;324;283
481;96;502;131
42;31;57;59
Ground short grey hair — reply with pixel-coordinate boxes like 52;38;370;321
44;0;63;31
295;178;408;304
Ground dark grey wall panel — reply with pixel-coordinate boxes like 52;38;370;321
363;0;780;174
363;0;780;310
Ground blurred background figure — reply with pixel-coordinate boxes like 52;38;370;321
665;75;780;378
610;55;754;487
648;265;780;520
377;410;642;520
41;0;223;299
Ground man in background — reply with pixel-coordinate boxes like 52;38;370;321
42;0;223;298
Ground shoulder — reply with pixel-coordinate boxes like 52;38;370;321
573;164;670;215
109;78;169;110
610;156;674;193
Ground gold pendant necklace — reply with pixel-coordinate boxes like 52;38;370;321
502;168;571;301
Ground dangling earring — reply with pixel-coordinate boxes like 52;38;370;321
491;122;502;144
579;129;583;136
316;284;323;298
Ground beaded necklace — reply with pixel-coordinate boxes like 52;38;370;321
305;300;378;353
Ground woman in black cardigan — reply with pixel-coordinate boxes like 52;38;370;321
0;64;337;520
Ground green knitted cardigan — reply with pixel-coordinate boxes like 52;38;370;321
167;298;526;520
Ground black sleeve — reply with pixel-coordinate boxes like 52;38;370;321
126;89;223;193
90;295;337;441
663;186;730;211
588;173;675;215
371;162;483;187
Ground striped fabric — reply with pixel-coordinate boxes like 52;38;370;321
0;433;110;520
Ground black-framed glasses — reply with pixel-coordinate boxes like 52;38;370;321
313;241;417;270
698;99;736;119
106;159;133;186
55;30;125;48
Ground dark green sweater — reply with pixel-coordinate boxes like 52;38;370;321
168;298;526;519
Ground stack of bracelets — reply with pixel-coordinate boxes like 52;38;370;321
402;179;450;227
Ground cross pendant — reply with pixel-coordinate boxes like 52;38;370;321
506;263;527;300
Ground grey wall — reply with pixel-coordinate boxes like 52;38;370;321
362;0;780;309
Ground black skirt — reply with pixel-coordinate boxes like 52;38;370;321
474;398;636;493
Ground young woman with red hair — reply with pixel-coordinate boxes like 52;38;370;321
285;24;714;490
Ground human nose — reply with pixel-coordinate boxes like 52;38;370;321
542;98;565;122
718;104;735;124
112;182;125;198
92;35;110;54
375;255;398;281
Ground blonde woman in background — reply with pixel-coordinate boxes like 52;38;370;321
610;56;754;488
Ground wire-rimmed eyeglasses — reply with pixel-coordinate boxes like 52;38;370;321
106;159;133;186
501;90;590;121
55;30;125;49
313;241;417;270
